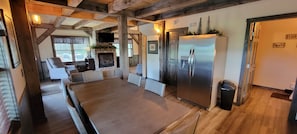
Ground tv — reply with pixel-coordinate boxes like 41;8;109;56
97;32;114;43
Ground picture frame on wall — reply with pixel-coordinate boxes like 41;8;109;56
148;40;158;54
1;10;20;68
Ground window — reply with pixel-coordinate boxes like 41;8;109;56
113;39;133;57
0;36;20;134
52;36;89;62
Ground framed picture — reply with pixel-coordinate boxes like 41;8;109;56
148;40;158;54
2;10;20;68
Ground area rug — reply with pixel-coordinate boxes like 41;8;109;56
271;92;291;101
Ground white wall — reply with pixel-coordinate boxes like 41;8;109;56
1;0;26;103
165;0;297;85
38;29;91;61
139;23;160;80
253;18;297;90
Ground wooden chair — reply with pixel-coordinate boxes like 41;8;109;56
65;96;88;134
127;73;142;86
144;79;166;97
158;108;200;134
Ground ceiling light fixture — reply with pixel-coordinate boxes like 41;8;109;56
32;14;41;24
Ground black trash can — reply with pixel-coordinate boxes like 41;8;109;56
218;80;236;110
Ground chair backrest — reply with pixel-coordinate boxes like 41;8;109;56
127;73;142;86
82;70;103;82
60;78;71;98
46;57;65;68
159;109;200;134
70;72;84;82
144;79;166;97
65;97;87;134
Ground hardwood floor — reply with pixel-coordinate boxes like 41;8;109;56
34;81;297;134
195;86;297;134
34;81;78;134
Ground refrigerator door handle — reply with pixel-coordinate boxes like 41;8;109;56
188;49;193;77
190;49;195;77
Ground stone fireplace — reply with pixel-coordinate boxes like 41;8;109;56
91;44;117;71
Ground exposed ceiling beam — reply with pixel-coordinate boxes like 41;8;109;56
28;0;109;15
62;0;83;16
93;23;117;31
27;3;117;22
37;27;56;45
129;34;139;44
73;20;90;29
67;0;83;7
54;16;66;27
135;0;207;19
108;0;142;13
32;23;92;31
78;0;108;13
26;2;62;16
70;11;94;20
155;0;259;20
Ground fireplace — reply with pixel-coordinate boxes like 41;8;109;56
91;46;117;70
98;53;114;68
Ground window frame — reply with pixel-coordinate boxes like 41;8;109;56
113;38;133;57
51;35;90;63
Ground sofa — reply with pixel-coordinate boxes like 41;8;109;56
45;57;77;80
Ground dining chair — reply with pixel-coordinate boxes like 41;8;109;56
127;73;142;86
158;108;200;134
65;96;88;134
144;79;166;97
60;78;71;98
82;70;103;82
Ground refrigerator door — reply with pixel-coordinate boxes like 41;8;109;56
177;37;194;100
191;38;215;107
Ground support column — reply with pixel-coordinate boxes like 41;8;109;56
158;21;165;82
138;33;142;64
10;0;46;123
118;12;129;79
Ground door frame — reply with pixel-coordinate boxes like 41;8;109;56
164;27;188;85
237;12;297;105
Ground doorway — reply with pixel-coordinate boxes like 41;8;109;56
164;27;188;86
238;12;297;105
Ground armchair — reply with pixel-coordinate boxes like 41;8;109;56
45;57;77;80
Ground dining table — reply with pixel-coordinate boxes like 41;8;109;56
69;78;191;134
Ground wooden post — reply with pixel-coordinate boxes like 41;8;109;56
138;33;142;64
31;27;44;80
10;0;46;123
158;21;165;82
118;12;129;78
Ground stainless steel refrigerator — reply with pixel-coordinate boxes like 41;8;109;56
177;35;227;110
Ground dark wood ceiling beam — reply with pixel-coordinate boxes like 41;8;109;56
108;0;143;13
135;0;207;19
78;0;108;13
37;27;55;45
155;0;259;20
129;34;139;44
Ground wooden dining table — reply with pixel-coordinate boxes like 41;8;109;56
69;78;191;134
